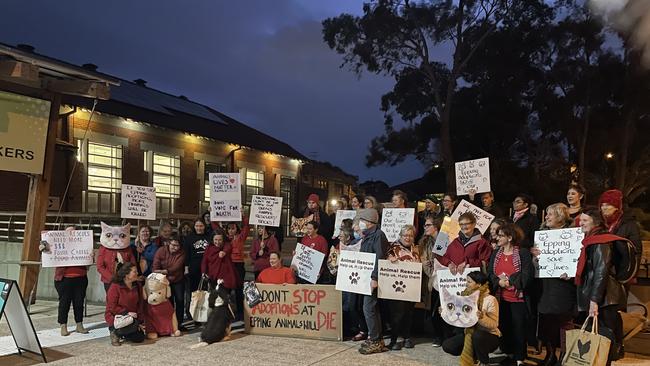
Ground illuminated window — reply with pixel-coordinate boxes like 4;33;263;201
204;163;225;202
245;170;264;203
280;176;296;236
80;141;122;213
316;179;328;191
152;153;180;198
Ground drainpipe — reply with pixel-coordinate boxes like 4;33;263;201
226;145;242;173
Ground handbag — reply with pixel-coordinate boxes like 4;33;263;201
190;275;210;323
114;313;140;336
563;315;611;366
243;281;262;308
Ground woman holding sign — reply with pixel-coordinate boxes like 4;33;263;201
250;226;279;279
386;225;421;350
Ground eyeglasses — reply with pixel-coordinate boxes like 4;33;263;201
459;222;472;227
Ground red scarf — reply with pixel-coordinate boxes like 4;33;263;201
513;208;529;222
574;231;625;285
604;210;623;233
492;246;523;299
304;207;321;224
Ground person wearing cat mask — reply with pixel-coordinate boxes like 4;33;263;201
97;222;136;292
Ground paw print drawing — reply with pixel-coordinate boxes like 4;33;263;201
392;281;406;293
349;272;360;285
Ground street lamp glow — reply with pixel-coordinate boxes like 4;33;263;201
330;199;338;206
606;152;614;160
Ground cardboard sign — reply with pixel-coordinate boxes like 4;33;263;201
335;250;376;295
40;230;94;268
436;267;480;299
291;243;326;284
333;210;357;238
450;199;495;234
249;195;283;226
432;217;461;256
209;172;242;222
120;184;156;220
244;284;342;341
534;228;583;278
455;157;490;196
380;208;415;242
377;260;423;302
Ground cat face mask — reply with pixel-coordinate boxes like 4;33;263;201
100;222;131;250
440;286;479;328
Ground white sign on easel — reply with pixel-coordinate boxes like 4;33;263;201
120;184;156;220
209;173;242;222
534;228;583;278
450;200;495;234
377;260;422;302
291;243;326;284
335;250;376;295
381;208;415;242
333;210;357;238
455;157;490;196
40;230;94;268
249;195;283;226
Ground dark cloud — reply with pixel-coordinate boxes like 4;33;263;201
2;0;424;185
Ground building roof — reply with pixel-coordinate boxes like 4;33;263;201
0;42;308;161
302;160;358;184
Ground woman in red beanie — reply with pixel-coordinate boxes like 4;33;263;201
598;189;642;256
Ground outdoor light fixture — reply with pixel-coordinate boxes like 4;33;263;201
433;164;440;168
606;152;614;159
331;199;338;206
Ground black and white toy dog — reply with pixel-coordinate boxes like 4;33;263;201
190;279;235;348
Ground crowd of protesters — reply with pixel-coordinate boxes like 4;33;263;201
46;184;644;366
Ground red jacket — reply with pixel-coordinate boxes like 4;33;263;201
153;246;186;284
201;243;240;289
250;236;279;272
229;217;249;263
97;247;136;284
54;266;87;281
105;282;143;327
438;231;492;268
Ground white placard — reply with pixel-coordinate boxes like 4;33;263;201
290;243;326;284
450;199;495;234
455;157;490;196
377;260;422;302
40;230;94;268
120;184;156;220
534;228;583;278
333;210;357;238
380;208;415;242
437;267;480;298
209;173;242;222
335;250;376;295
249;195;283;226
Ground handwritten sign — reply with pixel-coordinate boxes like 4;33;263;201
433;217;461;256
244;284;342;340
332;210;357;238
455;157;490;196
40;230;94;267
377;260;422;302
291;243;326;284
534;228;583;278
381;208;415;242
209;173;241;222
120;184;156;220
335;250;376;295
249;195;283;226
450;200;495;234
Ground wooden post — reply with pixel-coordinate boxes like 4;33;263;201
18;93;62;302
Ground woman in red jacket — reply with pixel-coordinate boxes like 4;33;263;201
201;230;240;291
437;212;492;275
105;262;145;346
226;214;249;321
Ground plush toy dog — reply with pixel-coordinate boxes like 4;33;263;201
189;279;235;348
144;273;181;339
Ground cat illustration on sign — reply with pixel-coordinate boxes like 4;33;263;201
440;287;479;328
560;230;573;240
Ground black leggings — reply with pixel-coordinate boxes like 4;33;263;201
442;329;500;363
170;281;185;326
499;301;528;361
55;276;87;325
109;326;145;343
388;300;415;341
234;262;245;320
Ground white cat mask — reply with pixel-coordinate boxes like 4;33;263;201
100;222;131;250
440;286;479;328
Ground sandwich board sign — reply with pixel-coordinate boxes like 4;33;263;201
0;278;46;362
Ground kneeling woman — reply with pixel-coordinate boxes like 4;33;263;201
105;262;146;346
442;271;501;366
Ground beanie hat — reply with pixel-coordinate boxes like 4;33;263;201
358;208;379;224
307;193;320;203
598;189;623;210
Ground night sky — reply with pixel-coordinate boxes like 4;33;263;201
2;0;424;186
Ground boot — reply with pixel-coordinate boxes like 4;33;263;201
60;324;70;336
110;331;121;346
76;322;89;334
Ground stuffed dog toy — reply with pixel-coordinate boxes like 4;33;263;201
144;273;181;339
190;279;235;348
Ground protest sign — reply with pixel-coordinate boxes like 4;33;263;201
40;230;94;268
455;157;490;196
438;267;480;327
209;173;241;222
450;199;495;234
332;210;357;238
244;284;342;341
437;267;480;299
377;260;423;302
432;216;461;256
381;208;415;242
335;250;376;295
291;243;326;284
120;184;156;220
534;228;583;278
249;195;283;226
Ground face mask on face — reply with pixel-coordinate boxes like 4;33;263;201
353;231;361;240
359;221;368;231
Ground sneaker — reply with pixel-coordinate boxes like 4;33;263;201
359;340;387;355
432;338;442;347
390;341;403;351
403;338;414;349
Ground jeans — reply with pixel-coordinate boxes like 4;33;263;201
54;276;87;324
170;281;185;326
363;290;382;341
